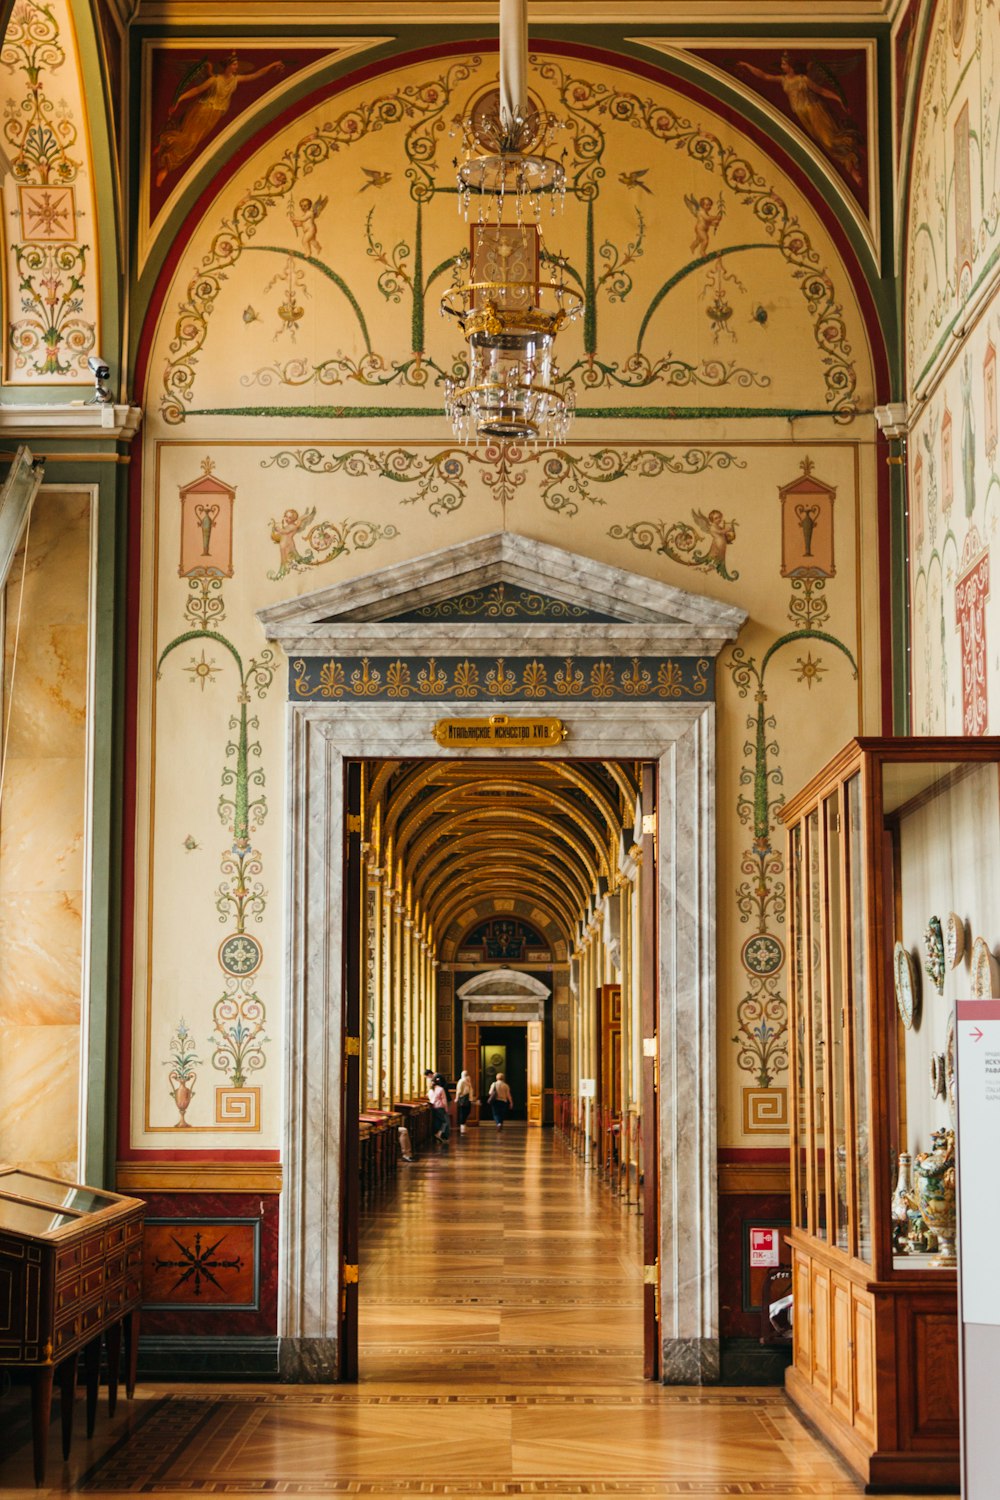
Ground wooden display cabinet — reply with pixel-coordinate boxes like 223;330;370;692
0;1165;144;1486
781;738;1000;1493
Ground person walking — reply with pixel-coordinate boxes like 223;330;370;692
455;1069;475;1133
428;1071;451;1145
487;1072;513;1130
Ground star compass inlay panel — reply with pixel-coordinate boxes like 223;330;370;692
143;1216;260;1310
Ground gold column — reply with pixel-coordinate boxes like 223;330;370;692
392;890;404;1103
381;868;394;1108
363;859;379;1110
402;907;413;1098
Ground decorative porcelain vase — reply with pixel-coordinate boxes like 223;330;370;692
906;1207;930;1254
891;1153;913;1253
913;1128;957;1267
923;916;946;995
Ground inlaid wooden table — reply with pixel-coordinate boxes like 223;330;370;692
0;1164;144;1486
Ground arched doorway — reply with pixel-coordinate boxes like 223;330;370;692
259;531;745;1383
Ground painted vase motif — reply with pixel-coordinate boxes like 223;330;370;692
170;1079;193;1127
923;915;946;996
913;1128;956;1267
166;1018;200;1128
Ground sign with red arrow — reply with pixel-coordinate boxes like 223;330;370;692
956;999;1000;1327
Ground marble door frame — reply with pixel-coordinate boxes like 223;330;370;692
276;698;719;1383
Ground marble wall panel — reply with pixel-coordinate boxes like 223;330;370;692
0;1023;80;1166
0;889;84;1024
0;491;91;1176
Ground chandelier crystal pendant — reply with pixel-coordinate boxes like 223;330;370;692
441;0;582;445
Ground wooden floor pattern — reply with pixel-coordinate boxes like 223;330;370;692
0;1129;934;1498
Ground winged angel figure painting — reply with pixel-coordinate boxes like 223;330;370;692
736;53;864;188
155;53;285;187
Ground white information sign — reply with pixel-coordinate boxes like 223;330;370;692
956;997;1000;1500
956;999;1000;1326
579;1078;596;1099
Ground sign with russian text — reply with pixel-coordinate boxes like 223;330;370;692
433;715;568;749
749;1227;780;1268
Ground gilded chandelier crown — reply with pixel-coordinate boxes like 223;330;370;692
441;0;580;445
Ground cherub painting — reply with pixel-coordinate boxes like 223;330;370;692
154;53;285;188
691;508;737;572
269;507;316;576
684;193;725;256
287;195;328;258
736;53;864;188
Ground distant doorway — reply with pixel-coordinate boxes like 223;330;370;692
480;1025;526;1122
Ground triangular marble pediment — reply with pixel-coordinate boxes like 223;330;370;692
383;581;624;625
257;533;747;657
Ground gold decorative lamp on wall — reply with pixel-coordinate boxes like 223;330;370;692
441;0;582;444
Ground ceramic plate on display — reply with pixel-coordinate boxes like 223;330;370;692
923;915;945;995
893;941;919;1029
930;1053;945;1099
945;912;965;969
945;1013;956;1120
970;937;999;999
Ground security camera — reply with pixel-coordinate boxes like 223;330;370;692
87;355;113;404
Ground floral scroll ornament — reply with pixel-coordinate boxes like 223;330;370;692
166;1019;200;1127
2;0;96;378
210;982;268;1088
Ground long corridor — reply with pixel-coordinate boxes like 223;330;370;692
0;1128;938;1498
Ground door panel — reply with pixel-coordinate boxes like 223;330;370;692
811;1263;832;1396
852;1290;876;1441
463;1023;480;1093
340;761;363;1381
830;1273;853;1419
527;1021;543;1126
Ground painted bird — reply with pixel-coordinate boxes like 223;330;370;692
359;167;392;192
618;167;652;194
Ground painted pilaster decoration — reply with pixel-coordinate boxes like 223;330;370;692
179;458;235;629
728;458;855;1136
1;0;100;383
156;458;276;1131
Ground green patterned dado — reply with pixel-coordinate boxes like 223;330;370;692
290;654;713;702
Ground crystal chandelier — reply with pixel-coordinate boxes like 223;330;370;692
441;0;582;445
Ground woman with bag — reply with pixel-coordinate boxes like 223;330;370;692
487;1073;513;1130
428;1072;451;1145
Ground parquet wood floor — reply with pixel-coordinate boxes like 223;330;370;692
0;1130;934;1498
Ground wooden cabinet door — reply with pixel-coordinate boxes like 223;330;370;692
793;1251;812;1375
851;1289;876;1442
830;1273;853;1420
810;1262;832;1396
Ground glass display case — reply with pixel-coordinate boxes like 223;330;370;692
0;1164;145;1485
782;737;1000;1493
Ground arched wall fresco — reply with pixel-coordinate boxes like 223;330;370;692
113;37;887;1366
905;0;1000;732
